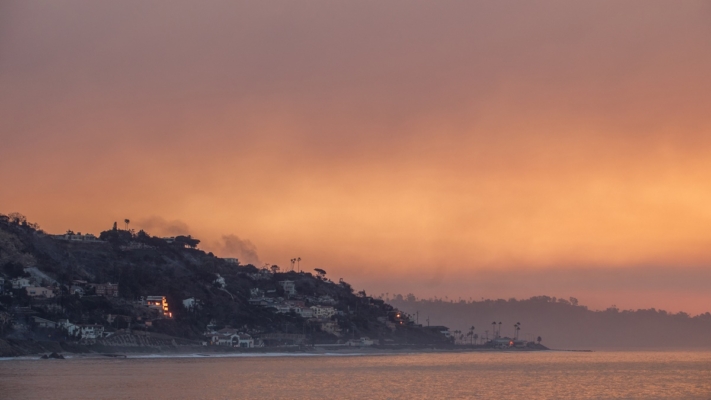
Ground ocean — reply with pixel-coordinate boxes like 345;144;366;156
1;351;710;399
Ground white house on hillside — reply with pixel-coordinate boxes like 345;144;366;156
311;305;336;319
182;297;202;311
11;277;31;289
79;324;105;340
294;307;313;318
278;280;296;296
59;319;80;336
214;274;226;288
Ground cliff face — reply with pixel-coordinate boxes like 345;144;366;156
0;214;450;349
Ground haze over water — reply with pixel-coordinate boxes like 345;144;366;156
2;352;711;399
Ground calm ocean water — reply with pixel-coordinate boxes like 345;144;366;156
1;351;711;399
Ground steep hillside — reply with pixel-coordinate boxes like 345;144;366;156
0;213;450;352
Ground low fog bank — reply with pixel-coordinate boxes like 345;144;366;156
389;295;711;350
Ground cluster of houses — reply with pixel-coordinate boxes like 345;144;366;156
9;276;57;299
1;268;175;343
21;316;109;343
10;294;173;343
0;230;459;350
249;282;338;317
2;275;121;301
70;280;119;298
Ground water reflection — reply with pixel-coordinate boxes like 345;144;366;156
1;351;710;399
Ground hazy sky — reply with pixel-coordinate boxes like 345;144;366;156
2;1;711;313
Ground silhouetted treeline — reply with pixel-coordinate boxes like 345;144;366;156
388;295;711;349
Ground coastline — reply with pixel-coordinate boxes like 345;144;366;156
0;340;552;361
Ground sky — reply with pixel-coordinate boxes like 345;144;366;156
2;1;711;314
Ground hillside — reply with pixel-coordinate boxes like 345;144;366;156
0;213;450;355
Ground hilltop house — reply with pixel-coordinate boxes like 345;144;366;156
222;258;239;265
248;268;271;280
52;232;101;242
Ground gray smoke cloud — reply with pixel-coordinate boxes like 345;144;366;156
214;234;261;265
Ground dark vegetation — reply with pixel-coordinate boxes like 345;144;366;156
0;213;450;350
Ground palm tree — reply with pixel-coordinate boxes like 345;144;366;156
537;336;542;344
469;326;475;345
473;333;479;345
124;219;130;231
297;257;301;272
514;322;521;340
491;321;496;338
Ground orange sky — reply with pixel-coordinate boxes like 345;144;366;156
2;1;711;313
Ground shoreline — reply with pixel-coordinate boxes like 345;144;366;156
0;344;555;361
